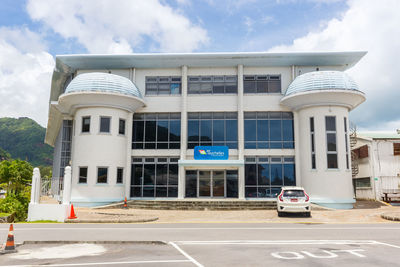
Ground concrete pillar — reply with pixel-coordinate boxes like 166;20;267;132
237;64;245;199
178;65;188;199
62;166;72;205
30;168;41;204
125;112;133;199
293;111;301;186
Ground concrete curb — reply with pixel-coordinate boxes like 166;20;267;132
21;240;166;245
381;212;400;222
65;217;158;223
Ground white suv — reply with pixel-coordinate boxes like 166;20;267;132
277;186;311;217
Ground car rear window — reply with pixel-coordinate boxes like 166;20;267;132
283;190;305;197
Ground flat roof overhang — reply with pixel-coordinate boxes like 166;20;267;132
178;160;244;167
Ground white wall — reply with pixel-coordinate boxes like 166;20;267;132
71;107;129;206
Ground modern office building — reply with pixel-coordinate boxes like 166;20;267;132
45;52;366;208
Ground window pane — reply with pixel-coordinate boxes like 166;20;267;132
213;120;225;141
131;186;141;197
283;164;295;186
225;83;237;93
143;164;155;185
119;119;125;135
245;164;257;185
185;170;197;198
188;120;199;142
169;120;180;142
258;163;270;185
327;133;337;151
327;154;338;169
257;81;268;93
244;120;257;141
157;120;169;142
270;120;282;141
133;121;144;142
245;187;257;198
156;187;168;197
326;116;336;131
244;81;256;93
200;83;212;94
117;168;123;184
131;164;142;185
82;117;90;133
156;164;168;185
213;84;225;94
97;168;108;183
270;164;283;186
257;120;269;141
225;120;237;142
100;117;110;133
143;186;154;197
145;121;156;142
188;83;200;94
282;120;293;141
79;167;87;183
268;80;281;93
226;170;238;198
168;164;178;185
168;187;178;197
200;120;212;142
170;83;180;94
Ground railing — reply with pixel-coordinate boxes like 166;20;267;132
50;176;63;197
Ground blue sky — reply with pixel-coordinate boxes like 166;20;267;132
0;0;399;131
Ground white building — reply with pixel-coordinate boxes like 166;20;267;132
45;52;366;209
353;131;400;200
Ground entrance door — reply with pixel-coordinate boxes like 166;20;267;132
199;171;211;197
212;171;225;197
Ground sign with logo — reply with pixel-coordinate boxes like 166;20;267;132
194;146;229;160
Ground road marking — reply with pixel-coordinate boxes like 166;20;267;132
271;249;366;260
175;240;378;245
271;251;305;259
3;227;400;231
0;259;191;267
372;241;400;249
169;241;204;267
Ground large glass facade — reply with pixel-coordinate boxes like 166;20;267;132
185;170;238;198
188;112;238;149
132;113;181;149
244;112;294;149
131;157;179;198
245;157;295;198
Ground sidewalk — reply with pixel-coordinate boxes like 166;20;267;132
68;201;400;224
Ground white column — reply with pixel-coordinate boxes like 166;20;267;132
30;168;41;204
125;112;133;199
62;166;72;205
178;65;188;199
237;64;245;199
293;111;301;186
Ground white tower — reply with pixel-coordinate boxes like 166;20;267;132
281;71;365;209
55;73;145;206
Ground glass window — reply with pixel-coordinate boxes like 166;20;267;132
119;119;125;135
244;75;281;94
82;116;90;133
145;76;181;95
310;117;316;169
226;170;238;198
133;113;181;150
117;168;123;184
326;116;338;169
185;170;197;198
97;167;108;184
79;167;87;184
100;117;110;133
326;116;336;131
188;75;237;94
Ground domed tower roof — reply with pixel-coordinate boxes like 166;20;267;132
285;71;359;96
64;72;143;99
281;71;365;111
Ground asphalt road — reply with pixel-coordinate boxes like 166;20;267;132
0;223;399;266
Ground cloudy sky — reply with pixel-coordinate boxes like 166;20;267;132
0;0;399;131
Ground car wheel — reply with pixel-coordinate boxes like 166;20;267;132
304;212;311;218
277;211;283;217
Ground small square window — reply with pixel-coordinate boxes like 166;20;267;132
117;168;123;184
82;117;90;133
79;167;88;184
119;119;126;135
100;117;111;133
97;167;108;183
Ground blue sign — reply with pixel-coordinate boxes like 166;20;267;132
194;146;229;160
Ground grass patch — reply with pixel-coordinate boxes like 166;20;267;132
0;212;11;217
19;220;61;223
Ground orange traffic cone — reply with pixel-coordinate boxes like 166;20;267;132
123;197;128;209
3;224;16;253
68;204;77;219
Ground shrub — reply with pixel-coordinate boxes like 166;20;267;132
0;190;30;222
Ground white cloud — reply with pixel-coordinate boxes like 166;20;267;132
269;0;400;131
243;16;255;33
0;27;54;127
26;0;209;53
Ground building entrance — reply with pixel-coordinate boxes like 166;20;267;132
186;169;238;198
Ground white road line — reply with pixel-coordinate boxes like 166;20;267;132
2;227;400;231
0;259;191;267
372;241;400;249
169;241;204;267
176;240;378;245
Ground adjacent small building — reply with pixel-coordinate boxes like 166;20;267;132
45;51;367;209
352;131;400;200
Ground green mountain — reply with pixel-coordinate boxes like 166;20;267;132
0;117;53;166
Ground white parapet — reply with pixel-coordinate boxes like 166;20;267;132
27;203;70;222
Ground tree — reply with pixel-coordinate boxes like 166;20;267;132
0;159;33;195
